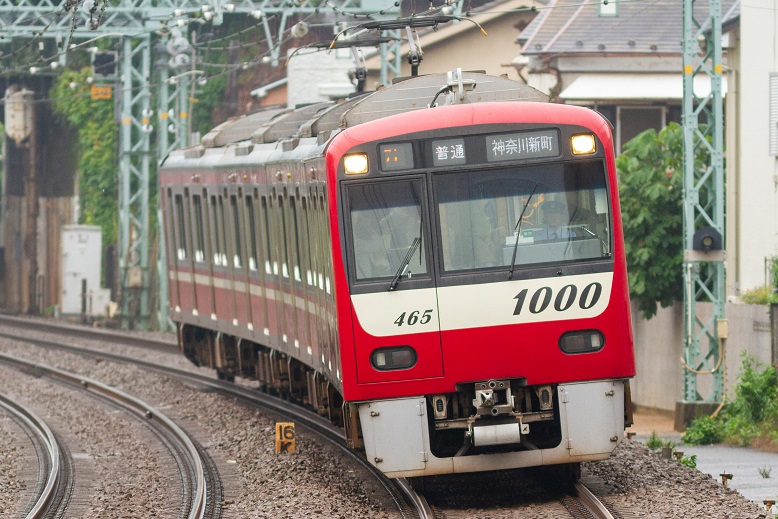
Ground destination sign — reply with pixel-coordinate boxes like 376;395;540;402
432;138;467;167
486;130;559;162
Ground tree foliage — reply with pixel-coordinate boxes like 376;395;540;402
50;67;118;245
617;123;685;319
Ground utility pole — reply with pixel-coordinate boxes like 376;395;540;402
678;0;727;428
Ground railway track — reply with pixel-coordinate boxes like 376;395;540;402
568;481;615;519
0;391;71;518
0;316;429;518
0;351;218;519
0;316;618;518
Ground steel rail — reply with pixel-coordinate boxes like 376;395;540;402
0;352;207;519
0;322;428;519
0;314;177;351
0;391;62;519
574;481;615;519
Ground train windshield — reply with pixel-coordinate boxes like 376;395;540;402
348;180;428;281
435;160;611;272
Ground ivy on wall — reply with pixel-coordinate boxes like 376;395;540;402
50;67;118;245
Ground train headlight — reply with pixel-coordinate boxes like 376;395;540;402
370;346;417;370
571;134;596;155
559;330;605;354
343;153;369;175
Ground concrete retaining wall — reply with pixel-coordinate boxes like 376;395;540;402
630;301;772;411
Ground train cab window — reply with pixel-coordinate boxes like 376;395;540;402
435;161;611;273
347;180;428;282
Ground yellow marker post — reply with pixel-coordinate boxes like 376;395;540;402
275;422;295;453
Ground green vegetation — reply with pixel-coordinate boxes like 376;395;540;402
739;257;778;304
50;68;118;244
683;353;778;447
617;122;717;319
617;124;683;319
646;431;663;451
740;285;778;304
679;454;697;469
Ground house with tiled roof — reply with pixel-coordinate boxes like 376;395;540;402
517;0;737;152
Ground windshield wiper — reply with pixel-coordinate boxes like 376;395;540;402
508;184;539;280
389;237;421;291
580;225;610;256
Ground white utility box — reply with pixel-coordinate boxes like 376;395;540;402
61;225;104;316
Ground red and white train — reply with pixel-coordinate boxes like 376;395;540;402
160;70;635;479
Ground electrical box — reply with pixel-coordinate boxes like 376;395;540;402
61;225;104;316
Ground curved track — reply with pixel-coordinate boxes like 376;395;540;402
0;316;428;518
0;351;217;519
0;391;71;518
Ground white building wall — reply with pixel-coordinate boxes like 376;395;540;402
285;48;356;107
732;1;778;293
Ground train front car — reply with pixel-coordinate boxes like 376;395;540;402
329;73;635;478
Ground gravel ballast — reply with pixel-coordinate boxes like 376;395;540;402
0;324;770;517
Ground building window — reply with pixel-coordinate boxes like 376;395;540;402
599;0;617;16
617;106;665;152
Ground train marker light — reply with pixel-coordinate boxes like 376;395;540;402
559;330;604;354
344;153;369;174
571;133;596;155
371;346;417;370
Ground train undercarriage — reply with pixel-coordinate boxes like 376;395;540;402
179;322;630;477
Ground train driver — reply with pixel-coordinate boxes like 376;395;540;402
533;200;576;241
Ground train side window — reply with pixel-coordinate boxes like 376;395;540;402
245;195;259;271
192;194;205;262
310;194;324;291
278;196;290;278
261;196;275;275
230;194;243;269
211;195;227;267
321;194;332;294
174;193;187;261
301;197;315;287
290;196;302;282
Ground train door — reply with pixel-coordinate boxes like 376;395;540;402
222;189;241;328
229;189;252;328
190;191;212;320
245;191;267;337
281;190;301;356
290;191;313;365
269;190;289;350
259;193;276;340
320;191;339;379
310;189;331;375
299;192;318;367
202;189;218;320
163;188;181;314
172;190;196;313
209;193;230;322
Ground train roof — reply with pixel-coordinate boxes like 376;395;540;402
197;70;548;150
